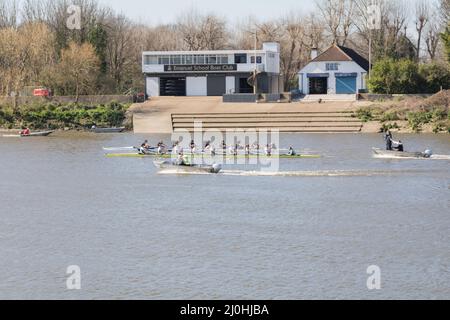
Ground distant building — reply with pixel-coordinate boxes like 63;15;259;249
298;45;369;95
142;43;281;97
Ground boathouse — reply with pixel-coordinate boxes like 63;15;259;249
142;43;281;98
298;45;369;95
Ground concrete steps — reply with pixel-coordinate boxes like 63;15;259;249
172;111;363;133
301;94;357;102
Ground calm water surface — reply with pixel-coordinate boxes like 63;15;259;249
0;132;449;300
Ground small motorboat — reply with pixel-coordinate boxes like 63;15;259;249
2;131;54;138
154;160;222;174
91;127;125;133
372;148;432;159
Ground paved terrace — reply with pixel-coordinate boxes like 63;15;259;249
130;97;370;134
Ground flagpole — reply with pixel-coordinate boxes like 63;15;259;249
369;29;372;80
254;29;257;96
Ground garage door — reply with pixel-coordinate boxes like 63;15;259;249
336;74;357;94
160;77;186;96
207;76;226;96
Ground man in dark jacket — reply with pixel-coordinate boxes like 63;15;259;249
384;130;393;151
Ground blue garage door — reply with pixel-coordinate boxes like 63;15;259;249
336;74;357;94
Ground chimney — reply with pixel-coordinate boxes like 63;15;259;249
311;48;318;60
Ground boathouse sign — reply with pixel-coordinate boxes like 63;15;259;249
164;64;238;72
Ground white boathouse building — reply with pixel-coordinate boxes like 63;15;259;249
142;43;281;98
298;45;369;95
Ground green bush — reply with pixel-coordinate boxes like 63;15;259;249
380;112;400;122
0;102;129;130
356;108;375;122
432;108;448;121
369;58;450;94
407;112;433;132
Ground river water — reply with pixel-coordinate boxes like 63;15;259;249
0;132;449;300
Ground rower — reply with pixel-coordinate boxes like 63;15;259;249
245;144;250;156
139;140;151;154
221;140;227;150
190;140;196;154
288;147;297;156
173;142;179;155
157;145;166;155
264;144;272;156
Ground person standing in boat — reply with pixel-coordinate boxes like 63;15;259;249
384;130;393;151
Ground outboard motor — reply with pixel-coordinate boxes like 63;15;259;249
424;150;433;158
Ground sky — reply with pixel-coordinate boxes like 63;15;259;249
98;0;317;25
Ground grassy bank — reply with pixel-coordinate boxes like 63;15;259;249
356;90;450;133
0;102;131;130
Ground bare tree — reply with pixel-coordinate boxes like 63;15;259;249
0;0;18;28
177;10;227;50
104;14;133;91
21;0;47;23
440;0;450;23
425;21;441;60
415;1;430;60
316;0;355;46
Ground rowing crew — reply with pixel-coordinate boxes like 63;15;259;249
139;139;299;157
139;140;168;155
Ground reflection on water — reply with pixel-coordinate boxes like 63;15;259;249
0;132;449;300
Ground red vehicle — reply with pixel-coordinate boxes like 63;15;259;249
33;88;50;97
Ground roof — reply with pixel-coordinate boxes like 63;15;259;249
309;45;370;72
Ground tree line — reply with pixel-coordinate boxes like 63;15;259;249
0;0;449;99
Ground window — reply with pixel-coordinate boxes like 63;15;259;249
194;55;205;64
206;55;217;64
218;55;229;64
251;56;262;64
234;53;247;64
144;55;158;65
159;55;170;65
326;63;339;71
171;55;182;65
185;55;193;65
